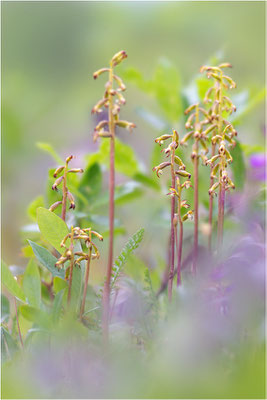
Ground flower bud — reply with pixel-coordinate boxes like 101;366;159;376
172;129;179;145
93;68;110;80
176;170;191;179
111;51;127;67
174;156;185;170
49;201;62;212
116;92;126;105
206;154;220;165
209;182;219;195
223;75;236;89
91;98;109;114
218;63;232;69
210;163;219;178
180;131;194;145
113;74;126;91
184;103;197;115
53;166;64;178
67;191;75;209
91;231;104;241
155;135;172;145
52;176;63;191
116;120;136;132
68;168;84;174
66;155;73;164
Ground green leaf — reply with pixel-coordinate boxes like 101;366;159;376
70;265;82;312
78;162;102;201
230;140;246;190
1;295;10;323
111;228;145;291
28;240;65;279
27;195;45;221
37;207;69;253
20;305;51;328
1;326;19;361
53;276;68;294
1;261;26;302
22;259;41;308
52;289;65;323
36;142;63;164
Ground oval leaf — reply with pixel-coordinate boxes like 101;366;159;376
37;207;69;253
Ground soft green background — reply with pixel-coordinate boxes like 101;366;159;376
2;1;265;264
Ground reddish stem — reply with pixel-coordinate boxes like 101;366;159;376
67;229;74;305
167;149;176;301
102;65;115;342
192;152;198;274
177;220;183;286
61;163;67;221
80;249;92;319
217;184;225;249
208;142;216;251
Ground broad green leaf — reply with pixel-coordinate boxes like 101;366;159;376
22;259;41;308
78;162;102;200
1;261;26;302
36;142;63;164
70;265;82;312
53;276;68;294
20;305;51;328
37;207;69;253
230;140;246;190
52;289;65;323
1;295;10;323
27;195;45;221
28;240;65;279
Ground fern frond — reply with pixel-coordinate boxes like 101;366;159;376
111;228;145;291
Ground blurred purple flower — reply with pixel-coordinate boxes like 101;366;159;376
249;153;266;181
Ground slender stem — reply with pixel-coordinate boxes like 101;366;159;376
80;246;92;319
177;181;183;286
177;220;183;286
67;227;74;305
14;298;24;350
192;105;199;274
208;142;216;251
61;161;68;221
217;71;225;250
103;63;115;341
217;184;225;249
168;147;176;301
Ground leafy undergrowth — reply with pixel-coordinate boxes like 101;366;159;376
1;54;265;399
